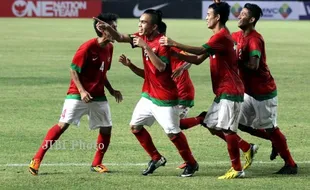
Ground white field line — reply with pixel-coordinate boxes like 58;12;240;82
2;161;310;167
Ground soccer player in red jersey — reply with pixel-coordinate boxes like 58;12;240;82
95;10;198;177
160;2;255;179
118;21;205;122
28;13;123;175
231;3;297;174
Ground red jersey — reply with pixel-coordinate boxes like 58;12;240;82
133;32;178;106
202;28;244;102
232;30;277;100
170;47;195;107
67;38;113;101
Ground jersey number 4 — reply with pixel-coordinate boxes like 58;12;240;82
99;61;105;71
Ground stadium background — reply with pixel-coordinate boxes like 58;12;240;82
1;0;310;20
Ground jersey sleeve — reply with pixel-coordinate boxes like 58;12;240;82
158;45;170;65
248;37;263;58
71;44;88;73
201;34;225;54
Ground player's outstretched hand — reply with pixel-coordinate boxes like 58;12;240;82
80;90;93;103
132;35;147;48
93;17;109;32
171;66;185;79
159;36;174;47
111;90;123;103
119;54;132;67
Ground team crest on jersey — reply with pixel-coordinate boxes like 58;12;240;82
152;47;157;53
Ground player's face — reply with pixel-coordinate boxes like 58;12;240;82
205;8;219;29
138;14;157;36
238;8;252;29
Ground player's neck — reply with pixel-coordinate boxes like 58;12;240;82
146;31;160;41
97;37;110;48
243;26;255;36
212;23;225;34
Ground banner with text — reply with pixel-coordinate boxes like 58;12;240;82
102;0;202;19
0;0;101;18
202;1;309;20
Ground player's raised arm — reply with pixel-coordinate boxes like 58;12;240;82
174;51;209;65
132;36;167;72
160;36;207;55
93;17;132;43
119;54;145;78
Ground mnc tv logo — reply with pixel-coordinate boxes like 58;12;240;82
279;4;292;18
231;3;242;18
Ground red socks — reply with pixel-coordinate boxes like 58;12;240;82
269;128;296;166
33;124;64;160
225;133;242;171
238;138;251;153
92;133;111;166
179;117;202;130
132;127;162;161
170;132;196;166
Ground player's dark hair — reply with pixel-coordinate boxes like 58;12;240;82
244;3;263;26
94;13;119;37
143;9;163;26
208;2;230;25
158;21;167;34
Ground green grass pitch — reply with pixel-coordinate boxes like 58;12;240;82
0;18;310;189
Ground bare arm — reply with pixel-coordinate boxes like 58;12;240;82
160;36;207;55
133;37;166;72
128;63;145;78
119;54;145;78
175;53;209;65
144;45;166;72
70;68;93;102
93;17;132;43
104;78;115;95
104;78;123;103
245;56;259;70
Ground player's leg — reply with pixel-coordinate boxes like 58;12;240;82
267;127;297;174
88;101;113;173
153;105;198;177
207;100;243;179
130;98;165;175
179;111;207;130
255;96;297;174
238;95;273;158
29;99;87;175
202;100;256;166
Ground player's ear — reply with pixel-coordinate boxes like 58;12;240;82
249;17;255;24
216;14;220;22
152;23;158;32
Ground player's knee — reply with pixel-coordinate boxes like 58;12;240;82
238;124;252;133
58;122;70;130
207;128;217;135
222;129;236;135
265;126;277;134
131;125;143;133
167;132;180;140
99;127;112;135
